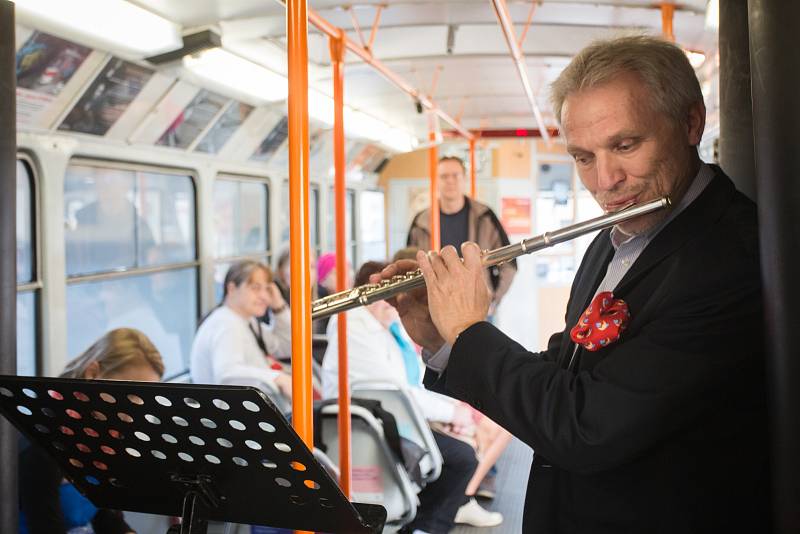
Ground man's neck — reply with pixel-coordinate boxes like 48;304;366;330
440;195;466;214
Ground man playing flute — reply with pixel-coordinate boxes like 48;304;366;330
377;35;769;534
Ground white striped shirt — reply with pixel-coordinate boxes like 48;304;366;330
594;163;715;295
425;163;716;373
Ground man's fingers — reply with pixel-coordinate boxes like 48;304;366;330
369;259;419;285
417;249;437;284
462;242;483;271
427;251;449;280
440;245;462;271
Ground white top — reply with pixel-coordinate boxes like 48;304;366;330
322;306;458;423
190;305;291;386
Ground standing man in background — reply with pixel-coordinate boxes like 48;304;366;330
407;156;517;311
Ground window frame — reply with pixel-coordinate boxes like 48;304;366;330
16;153;43;375
212;173;272;265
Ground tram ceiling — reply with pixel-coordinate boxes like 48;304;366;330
82;0;718;137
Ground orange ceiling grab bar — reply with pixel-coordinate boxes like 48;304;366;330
490;0;550;143
308;8;473;140
329;29;352;499
286;0;314;451
428;130;441;251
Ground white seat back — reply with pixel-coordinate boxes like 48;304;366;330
318;404;417;532
350;381;443;484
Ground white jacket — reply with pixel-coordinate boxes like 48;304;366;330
190;305;291;386
321;306;458;423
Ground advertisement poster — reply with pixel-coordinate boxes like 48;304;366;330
157;89;229;149
59;58;153;136
15;31;92;126
195;101;253;154
501;197;532;235
251;116;289;162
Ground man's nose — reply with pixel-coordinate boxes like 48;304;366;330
595;153;626;192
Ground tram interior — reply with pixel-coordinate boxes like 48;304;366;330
6;0;724;533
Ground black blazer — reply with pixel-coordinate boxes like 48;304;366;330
427;167;770;533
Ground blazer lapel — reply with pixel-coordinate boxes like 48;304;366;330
557;232;615;365
614;168;735;297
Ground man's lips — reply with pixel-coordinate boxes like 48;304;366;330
603;194;639;212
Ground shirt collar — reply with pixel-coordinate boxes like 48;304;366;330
609;163;714;249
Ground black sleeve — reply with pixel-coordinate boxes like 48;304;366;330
92;509;133;534
19;441;67;534
443;261;763;475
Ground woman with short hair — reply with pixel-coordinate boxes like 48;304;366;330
190;260;292;399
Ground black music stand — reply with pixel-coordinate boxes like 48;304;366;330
0;375;386;534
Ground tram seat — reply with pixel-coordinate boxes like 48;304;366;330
350;380;443;486
317;403;418;532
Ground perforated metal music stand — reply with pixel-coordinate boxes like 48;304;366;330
0;376;386;534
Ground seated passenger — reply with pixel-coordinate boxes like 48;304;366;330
322;261;502;531
391;247;511;504
190;260;292;399
19;327;164;534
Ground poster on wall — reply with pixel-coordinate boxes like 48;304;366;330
156;89;229;149
501;197;532;235
59;58;153;136
15;31;92;126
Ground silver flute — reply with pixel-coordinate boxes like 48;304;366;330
311;196;671;320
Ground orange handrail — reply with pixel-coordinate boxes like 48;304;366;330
329;29;352;498
428;130;440;251
469;137;477;199
287;0;314;449
490;0;550;143
307;8;473;141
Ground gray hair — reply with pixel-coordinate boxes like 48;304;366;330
221;259;273;302
550;35;704;125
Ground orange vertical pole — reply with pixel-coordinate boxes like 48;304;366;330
329;29;352;498
287;0;313;449
661;3;676;42
469;137;477;199
428;130;440;251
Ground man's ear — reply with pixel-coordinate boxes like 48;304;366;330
687;100;706;146
83;361;101;380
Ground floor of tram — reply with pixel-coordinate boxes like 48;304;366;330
451;437;533;534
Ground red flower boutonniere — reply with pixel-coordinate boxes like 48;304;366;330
569;291;630;351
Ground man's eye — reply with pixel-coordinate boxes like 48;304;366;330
617;143;634;152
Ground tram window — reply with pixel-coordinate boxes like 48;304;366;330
66;268;197;378
213;178;270;258
358;190;387;262
64;162;198;378
17;160;34;283
64;165;195;276
16;292;37;377
279;183;320;254
16;159;38;376
326;188;356;262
